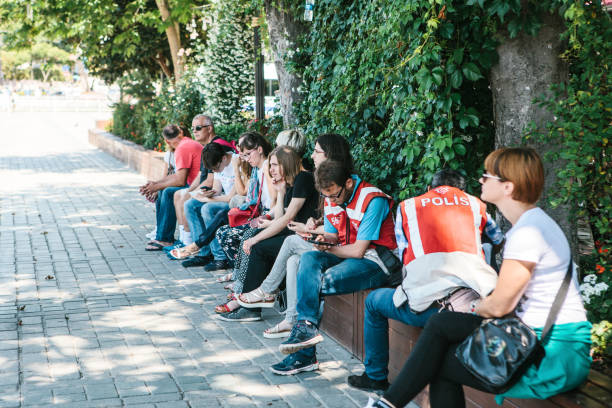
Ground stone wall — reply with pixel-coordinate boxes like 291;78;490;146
88;129;167;181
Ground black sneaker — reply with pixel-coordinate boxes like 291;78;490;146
181;255;212;268
278;320;323;354
216;307;262;322
203;259;232;272
269;353;319;375
348;372;390;392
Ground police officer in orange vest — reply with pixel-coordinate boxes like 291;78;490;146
269;159;398;375
348;169;502;392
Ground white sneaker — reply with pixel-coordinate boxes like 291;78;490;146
145;228;157;240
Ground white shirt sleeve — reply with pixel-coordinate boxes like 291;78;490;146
503;224;544;264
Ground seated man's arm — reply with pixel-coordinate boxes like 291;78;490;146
327;239;371;259
395;207;408;261
145;168;189;192
187;171;202;192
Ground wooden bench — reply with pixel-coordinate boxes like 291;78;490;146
320;292;612;408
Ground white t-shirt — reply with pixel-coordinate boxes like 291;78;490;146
257;160;272;210
214;153;236;195
504;207;587;327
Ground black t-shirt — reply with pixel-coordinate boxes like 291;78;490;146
284;171;319;224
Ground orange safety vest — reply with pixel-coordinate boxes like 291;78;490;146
324;180;397;249
398;186;486;265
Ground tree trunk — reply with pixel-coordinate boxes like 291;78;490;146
156;0;183;82
490;8;575;248
264;0;309;128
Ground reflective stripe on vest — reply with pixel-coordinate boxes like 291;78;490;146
399;186;486;265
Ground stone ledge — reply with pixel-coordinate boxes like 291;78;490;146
88;129;166;181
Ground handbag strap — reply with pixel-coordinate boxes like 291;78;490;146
540;256;573;342
249;173;264;218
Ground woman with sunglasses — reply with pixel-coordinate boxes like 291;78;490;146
237;134;354;337
367;147;591;408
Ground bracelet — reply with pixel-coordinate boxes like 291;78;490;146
470;299;481;315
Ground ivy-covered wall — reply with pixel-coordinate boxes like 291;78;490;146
295;0;499;200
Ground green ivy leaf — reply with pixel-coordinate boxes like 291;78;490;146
454;144;467;155
462;62;483;81
431;67;444;86
450;69;463;89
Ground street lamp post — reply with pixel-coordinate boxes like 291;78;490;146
252;18;265;121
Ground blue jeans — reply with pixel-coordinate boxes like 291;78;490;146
297;251;389;325
201;201;229;260
184;199;229;259
293;251;389;361
363;288;438;380
155;186;186;242
184;198;205;243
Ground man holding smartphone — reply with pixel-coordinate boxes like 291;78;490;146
270;159;397;375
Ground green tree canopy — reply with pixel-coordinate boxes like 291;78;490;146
0;0;208;83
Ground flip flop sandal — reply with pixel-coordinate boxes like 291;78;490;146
215;299;239;314
145;242;164;251
168;244;200;260
216;273;234;283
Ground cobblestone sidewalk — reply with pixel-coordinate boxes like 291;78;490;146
0;112;381;408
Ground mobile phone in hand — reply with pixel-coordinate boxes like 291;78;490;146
305;238;336;247
200;185;212;191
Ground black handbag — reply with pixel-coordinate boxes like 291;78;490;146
374;244;404;286
454;257;573;393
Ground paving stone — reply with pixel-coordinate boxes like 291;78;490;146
85;382;119;400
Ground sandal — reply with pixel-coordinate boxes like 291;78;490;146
263;320;293;339
237;288;276;309
168;243;200;260
224;282;234;291
215;298;239;314
145;242;164;251
216;273;233;283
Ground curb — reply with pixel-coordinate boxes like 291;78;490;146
88;128;166;181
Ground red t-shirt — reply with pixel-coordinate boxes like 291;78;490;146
175;137;203;186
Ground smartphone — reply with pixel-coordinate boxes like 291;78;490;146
305;238;336;247
200;185;212;191
297;231;321;239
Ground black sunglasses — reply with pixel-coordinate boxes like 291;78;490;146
192;125;211;131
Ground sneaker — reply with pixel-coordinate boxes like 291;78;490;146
269;353;319;375
347;372;390;392
203;260;232;272
216;307;262;322
278;320;323;354
181;255;212;268
163;240;184;252
145;228;157;240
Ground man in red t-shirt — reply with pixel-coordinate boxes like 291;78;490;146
140;124;202;250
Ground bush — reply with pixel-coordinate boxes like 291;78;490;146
113;67;209;149
112;102;145;146
215;123;248;141
201;0;254;125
